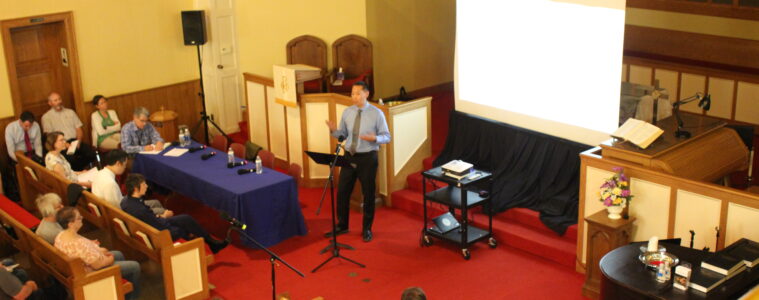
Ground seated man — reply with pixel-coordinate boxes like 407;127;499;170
34;193;64;244
92;150;167;215
120;107;164;154
41;92;96;170
121;174;228;254
4;111;42;163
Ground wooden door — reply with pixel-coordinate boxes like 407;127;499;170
9;21;74;121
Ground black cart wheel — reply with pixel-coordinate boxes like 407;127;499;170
488;237;497;248
420;230;433;247
462;248;471;260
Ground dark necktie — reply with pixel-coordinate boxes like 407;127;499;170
23;130;33;157
349;110;362;155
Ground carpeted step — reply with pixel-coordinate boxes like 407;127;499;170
406;172;446;193
482;216;577;268
392;187;577;268
501;208;578;243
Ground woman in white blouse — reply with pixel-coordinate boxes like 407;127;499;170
90;95;121;150
45;132;91;188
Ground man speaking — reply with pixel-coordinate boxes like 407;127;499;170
324;81;390;242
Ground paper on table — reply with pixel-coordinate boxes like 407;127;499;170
67;140;79;155
77;167;98;183
139;145;162;155
163;148;188;157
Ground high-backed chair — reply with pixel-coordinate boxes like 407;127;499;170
258;149;275;169
288;163;302;186
230;142;246;159
329;34;373;95
287;35;328;93
211;134;228;151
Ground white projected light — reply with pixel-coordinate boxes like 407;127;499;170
455;0;626;145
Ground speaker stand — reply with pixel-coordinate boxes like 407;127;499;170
190;44;230;145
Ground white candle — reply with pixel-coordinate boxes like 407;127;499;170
647;236;659;252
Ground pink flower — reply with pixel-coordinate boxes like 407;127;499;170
621;189;631;197
604;197;612;206
613;167;623;173
620;174;628;181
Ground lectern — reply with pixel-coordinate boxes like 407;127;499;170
273;64;321;107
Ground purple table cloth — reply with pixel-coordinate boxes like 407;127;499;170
132;142;307;247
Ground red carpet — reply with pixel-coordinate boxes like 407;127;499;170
169;187;587;300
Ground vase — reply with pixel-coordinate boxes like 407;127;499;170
607;205;624;220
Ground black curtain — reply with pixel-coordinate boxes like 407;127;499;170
433;111;590;235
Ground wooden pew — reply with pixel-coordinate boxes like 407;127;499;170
0;208;131;300
14;152;212;300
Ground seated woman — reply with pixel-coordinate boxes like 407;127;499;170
90;95;121;150
44;132;91;188
54;207;140;300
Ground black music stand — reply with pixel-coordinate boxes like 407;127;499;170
306;150;365;272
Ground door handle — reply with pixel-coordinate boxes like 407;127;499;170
217;64;224;69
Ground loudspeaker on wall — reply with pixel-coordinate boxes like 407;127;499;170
181;10;207;46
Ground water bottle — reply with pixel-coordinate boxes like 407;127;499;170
255;155;262;174
227;147;234;164
182;128;191;146
178;131;185;147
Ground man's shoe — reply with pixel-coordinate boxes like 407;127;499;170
209;239;229;254
324;227;349;238
362;230;372;242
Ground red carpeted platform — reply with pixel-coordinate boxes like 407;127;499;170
169;186;587;300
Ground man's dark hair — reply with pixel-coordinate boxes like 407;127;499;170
20;111;35;123
103;149;128;166
401;287;426;300
125;173;146;196
55;206;78;229
353;81;371;92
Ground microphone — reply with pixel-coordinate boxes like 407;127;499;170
201;152;216;160
220;211;246;230
699;94;711;111
227;160;248;168
170;141;180;147
337;135;346;143
237;168;257;175
189;145;207;153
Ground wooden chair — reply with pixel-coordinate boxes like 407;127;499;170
230;143;246;159
211;134;228;151
286;35;328;93
258;149;275;169
329;34;373;95
288;163;302;186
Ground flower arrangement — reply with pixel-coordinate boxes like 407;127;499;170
599;167;633;207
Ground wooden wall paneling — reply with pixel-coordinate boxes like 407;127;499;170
725;203;759;245
628;65;653;86
626;0;759;21
706;77;735;119
735;82;759;125
624;25;759;74
578;149;759;271
628;178;670;243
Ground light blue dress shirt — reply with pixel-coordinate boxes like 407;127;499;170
331;103;390;153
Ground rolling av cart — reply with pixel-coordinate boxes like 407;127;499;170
420;166;496;260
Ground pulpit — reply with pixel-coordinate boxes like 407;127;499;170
150;107;178;143
273;64;322;107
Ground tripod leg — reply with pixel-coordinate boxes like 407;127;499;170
337;253;366;268
311;255;337;273
206;117;230;141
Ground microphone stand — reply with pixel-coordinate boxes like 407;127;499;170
672;92;710;139
228;226;304;300
312;140;365;273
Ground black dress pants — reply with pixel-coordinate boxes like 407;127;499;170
63;139;97;171
167;214;213;242
336;151;378;231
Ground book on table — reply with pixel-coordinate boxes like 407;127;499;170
702;251;745;276
611;118;663;149
723;238;759;268
689;264;746;293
